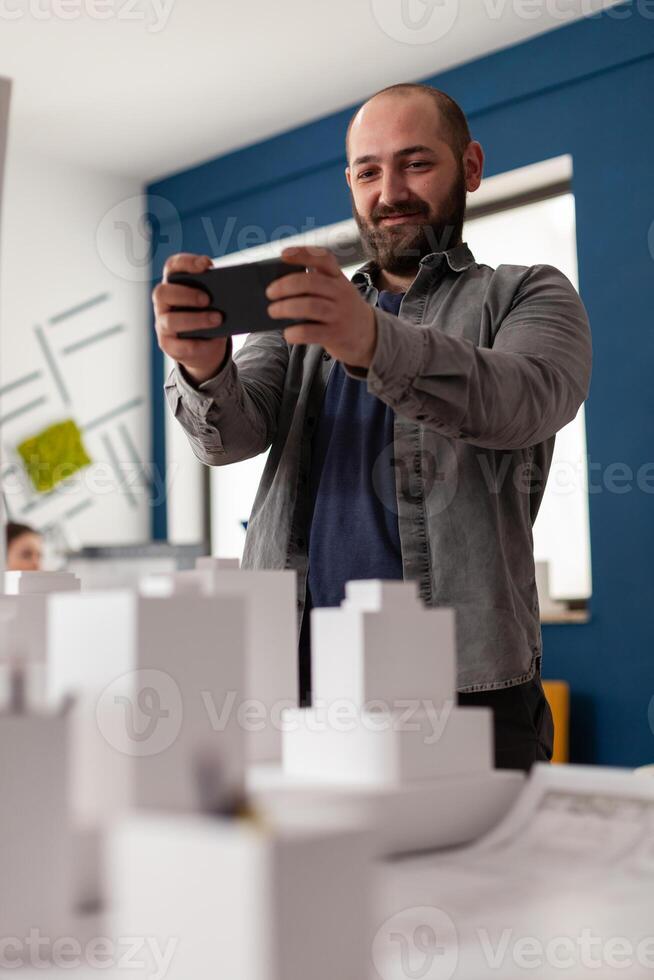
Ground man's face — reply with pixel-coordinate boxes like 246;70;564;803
346;95;467;275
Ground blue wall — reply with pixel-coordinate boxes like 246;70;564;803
148;5;654;767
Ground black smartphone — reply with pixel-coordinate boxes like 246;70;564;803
168;256;306;340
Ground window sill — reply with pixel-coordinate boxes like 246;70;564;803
541;609;590;625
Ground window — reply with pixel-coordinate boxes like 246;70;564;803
463;171;591;603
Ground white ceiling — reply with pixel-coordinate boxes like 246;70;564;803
0;0;619;182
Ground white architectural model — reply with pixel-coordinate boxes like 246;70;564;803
283;580;493;783
111;812;372;980
4;569;80;595
46;589;247;816
312;579;456;708
0;669;73;946
41;587;248;913
141;558;298;762
0;570;81;668
0;531;521;978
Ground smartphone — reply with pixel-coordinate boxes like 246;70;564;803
168;256;306;340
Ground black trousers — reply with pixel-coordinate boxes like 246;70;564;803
458;673;555;772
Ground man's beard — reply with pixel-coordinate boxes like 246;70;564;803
352;163;467;276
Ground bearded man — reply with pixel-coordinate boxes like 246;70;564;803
153;83;592;771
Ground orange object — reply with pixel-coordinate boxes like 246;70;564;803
542;679;570;763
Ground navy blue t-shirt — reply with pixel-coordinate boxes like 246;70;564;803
298;290;405;701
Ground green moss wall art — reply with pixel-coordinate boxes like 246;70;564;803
17;419;92;494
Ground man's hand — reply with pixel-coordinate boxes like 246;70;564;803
266;246;377;369
152;253;228;385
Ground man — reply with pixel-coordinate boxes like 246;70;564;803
153;83;592;771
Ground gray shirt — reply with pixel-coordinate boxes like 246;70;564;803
165;242;592;693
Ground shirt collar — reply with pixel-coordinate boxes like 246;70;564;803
350;241;476;287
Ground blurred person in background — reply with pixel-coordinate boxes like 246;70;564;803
6;522;43;571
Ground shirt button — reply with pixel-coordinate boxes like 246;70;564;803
307;416;316;428
297;538;306;549
322;352;331;361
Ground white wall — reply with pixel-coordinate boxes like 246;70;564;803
0;142;150;551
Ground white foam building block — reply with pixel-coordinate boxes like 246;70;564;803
66;555;178;590
196;556;240;571
0;572;82;665
249;766;525;856
139;572;205;596
45;590;247;820
312;579;456;710
283;705;493;784
0;709;72;941
283;579;493;785
0;599;16;642
4;569;81;595
109;813;371;980
141;566;298;762
0;594;52;664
